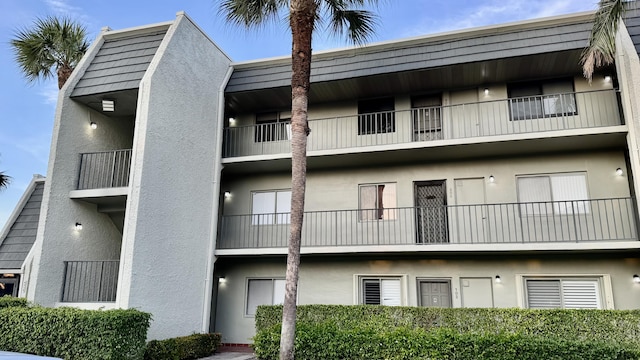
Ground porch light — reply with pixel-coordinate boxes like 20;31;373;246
224;191;232;199
102;99;115;112
229;117;236;125
616;168;624;176
74;223;83;231
219;276;227;284
495;275;501;283
484;88;489;95
604;75;612;82
634;274;640;283
489;175;495;183
90;121;97;129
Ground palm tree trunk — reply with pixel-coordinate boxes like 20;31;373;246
57;64;73;89
280;1;316;359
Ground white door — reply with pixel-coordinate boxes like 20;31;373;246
460;277;494;308
454;178;488;243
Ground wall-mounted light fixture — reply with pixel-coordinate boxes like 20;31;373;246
224;191;232;199
604;75;612;82
484;88;489;95
102;99;115;112
616;168;624;176
90;122;98;129
219;276;227;284
489;175;495;183
229;117;236;125
495;275;501;283
74;223;83;231
633;274;640;283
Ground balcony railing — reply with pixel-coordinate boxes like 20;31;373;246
61;260;119;302
222;90;622;158
218;198;637;249
77;149;132;190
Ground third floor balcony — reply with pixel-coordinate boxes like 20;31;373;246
222;89;624;162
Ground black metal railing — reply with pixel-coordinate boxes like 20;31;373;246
77;149;132;190
61;260;119;302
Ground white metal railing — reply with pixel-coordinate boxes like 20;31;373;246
77;149;132;190
222;90;622;157
218;198;637;249
61;260;119;302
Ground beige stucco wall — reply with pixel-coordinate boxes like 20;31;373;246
214;255;640;344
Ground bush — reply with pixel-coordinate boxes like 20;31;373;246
0;307;151;359
256;305;640;347
254;323;640;360
0;296;28;309
144;333;221;360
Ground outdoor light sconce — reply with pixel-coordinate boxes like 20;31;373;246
228;117;236;125
604;75;612;82
495;275;502;283
224;191;232;199
74;223;83;231
489;175;495;183
616;168;624;176
102;99;115;112
219;276;227;284
484;88;489;95
90;121;97;129
634;274;640;284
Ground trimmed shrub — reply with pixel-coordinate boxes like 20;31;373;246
144;333;221;360
0;296;28;309
254;323;640;360
256;305;640;347
0;307;151;359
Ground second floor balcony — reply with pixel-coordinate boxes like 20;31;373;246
222;90;623;159
217;197;638;253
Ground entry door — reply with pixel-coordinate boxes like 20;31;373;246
419;280;451;307
415;181;448;243
460;277;494;308
454;178;488;244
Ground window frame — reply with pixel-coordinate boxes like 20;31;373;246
507;78;577;121
357;275;404;306
358;97;396;135
251;189;292;225
516;172;590;216
358;183;398;222
245;277;286;317
254;112;291;143
522;276;604;310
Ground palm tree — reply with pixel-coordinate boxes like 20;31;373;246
582;0;628;81
0;172;9;191
219;1;378;359
11;16;89;89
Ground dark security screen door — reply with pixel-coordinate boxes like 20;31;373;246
415;181;448;243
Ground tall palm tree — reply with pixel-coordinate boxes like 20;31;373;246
582;0;628;81
11;16;89;89
219;1;378;359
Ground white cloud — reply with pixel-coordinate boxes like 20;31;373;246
44;0;94;26
39;82;59;106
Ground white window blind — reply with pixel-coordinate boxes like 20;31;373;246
246;278;286;316
362;278;401;305
551;174;589;214
517;173;589;215
252;190;292;225
526;278;601;309
517;177;552;215
359;184;397;220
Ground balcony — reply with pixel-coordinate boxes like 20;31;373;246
222;90;623;162
218;198;638;253
77;149;132;190
61;260;119;303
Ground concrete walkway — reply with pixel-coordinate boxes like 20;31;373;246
199;351;257;360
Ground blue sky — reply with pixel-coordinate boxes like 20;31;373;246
0;0;597;226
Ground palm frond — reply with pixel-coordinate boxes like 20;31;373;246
322;0;380;44
10;16;88;85
218;0;288;28
582;0;627;81
0;171;11;191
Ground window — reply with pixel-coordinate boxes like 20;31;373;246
246;278;285;316
508;79;577;120
525;278;602;309
358;97;395;135
359;183;397;220
255;112;290;142
517;173;589;215
411;95;442;141
252;190;291;225
361;277;401;305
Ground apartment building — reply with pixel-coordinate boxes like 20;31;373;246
2;2;640;344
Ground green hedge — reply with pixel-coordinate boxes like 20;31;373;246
0;307;151;359
254;323;640;360
144;333;221;360
256;305;640;347
0;296;28;309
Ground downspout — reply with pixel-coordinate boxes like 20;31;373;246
202;65;234;333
